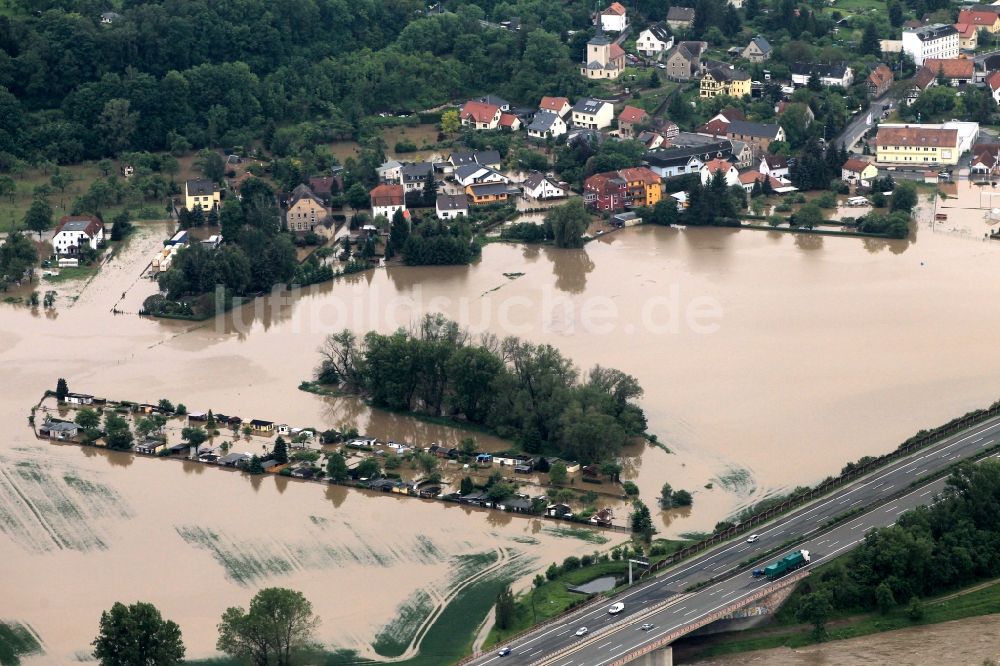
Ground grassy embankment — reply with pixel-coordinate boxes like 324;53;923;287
484;537;693;649
678;570;1000;661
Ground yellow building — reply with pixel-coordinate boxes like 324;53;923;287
699;64;751;99
875;126;960;165
618;167;662;207
466;182;509;205
184;178;220;212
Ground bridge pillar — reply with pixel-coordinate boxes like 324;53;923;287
629;645;673;666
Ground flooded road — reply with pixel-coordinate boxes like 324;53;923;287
5;183;1000;659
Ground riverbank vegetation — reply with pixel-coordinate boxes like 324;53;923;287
315;314;646;463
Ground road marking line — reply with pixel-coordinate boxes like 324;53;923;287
597;642;611;649
849;521;865;529
884;505;898;513
721;589;739;598
920;490;934;497
829;540;840;547
610;644;622;651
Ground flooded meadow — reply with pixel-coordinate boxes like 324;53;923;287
5;182;1000;660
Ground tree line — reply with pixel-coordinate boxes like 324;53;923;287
787;460;1000;636
315;314;647;463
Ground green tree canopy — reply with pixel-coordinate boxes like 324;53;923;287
93;601;185;666
217;588;320;666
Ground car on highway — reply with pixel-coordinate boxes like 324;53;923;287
608;602;625;614
746;534;760;543
640;623;655;631
497;647;511;656
575;627;589;636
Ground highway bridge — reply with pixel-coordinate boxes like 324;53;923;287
465;415;1000;666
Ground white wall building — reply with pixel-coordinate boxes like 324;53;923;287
902;24;959;66
52;216;104;256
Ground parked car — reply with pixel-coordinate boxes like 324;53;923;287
640;623;655;631
498;647;512;656
746;534;760;543
575;627;589;636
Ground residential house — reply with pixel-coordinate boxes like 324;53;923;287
875;125;961;165
954;22;979;50
617;105;650;138
922;58;974;86
790;63;854;88
730;140;754;169
547;503;573;518
700;158;740;186
636;22;674;57
52;216;104;255
41;420;79;440
570;98;614;129
459;100;502;130
584;173;628;211
589;507;615;527
401;162;435;193
308;175;339;205
539;96;572;117
448;150;503;170
665;41;706;81
249;419;274;433
466;182;509;205
435;194;469;220
700;63;751;98
907;65;937;105
700;120;785;157
100;11;122;24
522;172;567;200
988;71;1000;103
867;64;894;98
841;158;879;188
741;36;772;63
617;167;662;207
499;113;521;131
666;6;695;30
656;119;680;141
902;24;959;66
370;183;406;219
643;138;734;178
476;94;511;111
135;439;166;455
184;178;220;212
65;392;94;405
738;170;784;193
581;29;626;80
284;184;328;232
637;130;666;149
219;452;251;467
377;159;404;183
970;143;1000;174
527;110;568;139
759;154;789;179
454;164;508;187
599;1;629;32
956;8;1000;33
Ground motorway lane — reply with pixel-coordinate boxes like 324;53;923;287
471;415;1000;665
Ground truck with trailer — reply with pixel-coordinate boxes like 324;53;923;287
762;549;810;580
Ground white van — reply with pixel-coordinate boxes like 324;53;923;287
608;602;625;614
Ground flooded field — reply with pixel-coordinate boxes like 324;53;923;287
326;124;445;163
5;182;1000;660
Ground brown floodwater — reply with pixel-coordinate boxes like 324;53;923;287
5;182;1000;660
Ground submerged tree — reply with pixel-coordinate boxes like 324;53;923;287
93;601;185;666
217;588;320;666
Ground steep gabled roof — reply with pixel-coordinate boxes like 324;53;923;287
988;70;1000;91
288;183;325;209
727;120;783;140
528;110;562;132
539;96;570;113
645;22;673;42
875;126;958;149
842;158;874;172
923;58;974;79
957;8;998;26
55;215;103;237
460;100;500;123
603;1;627;15
667;6;695;22
747;35;772;53
370;183;404;206
702;158;734;174
618;105;649;125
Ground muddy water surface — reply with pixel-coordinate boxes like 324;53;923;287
5;184;1000;659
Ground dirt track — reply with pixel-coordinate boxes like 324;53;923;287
685;614;1000;666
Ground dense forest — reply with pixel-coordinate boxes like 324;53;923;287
786;461;1000;630
315;314;647;462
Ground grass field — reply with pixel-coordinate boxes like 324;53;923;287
678;575;1000;661
41;266;99;284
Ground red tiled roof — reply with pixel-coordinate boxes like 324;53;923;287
719;107;745;122
539;96;569;112
738;170;783;189
499;113;519;128
876;126;958;149
988;71;1000;91
618;105;649;125
460;100;500;123
603;1;626;15
370;183;404;206
923;58;974;79
867;64;893;87
617;167;661;185
703;158;734;173
609;42;626;59
913;66;936;90
696;119;730;136
842;158;873;172
954;22;978;38
584;173;626;195
957;9;998;26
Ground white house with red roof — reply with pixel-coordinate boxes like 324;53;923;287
459;101;501;130
370;183;406;219
539;96;571;117
499;113;521;131
700;159;740;186
600;2;628;32
738;170;785;193
988;71;1000;104
52;215;104;255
